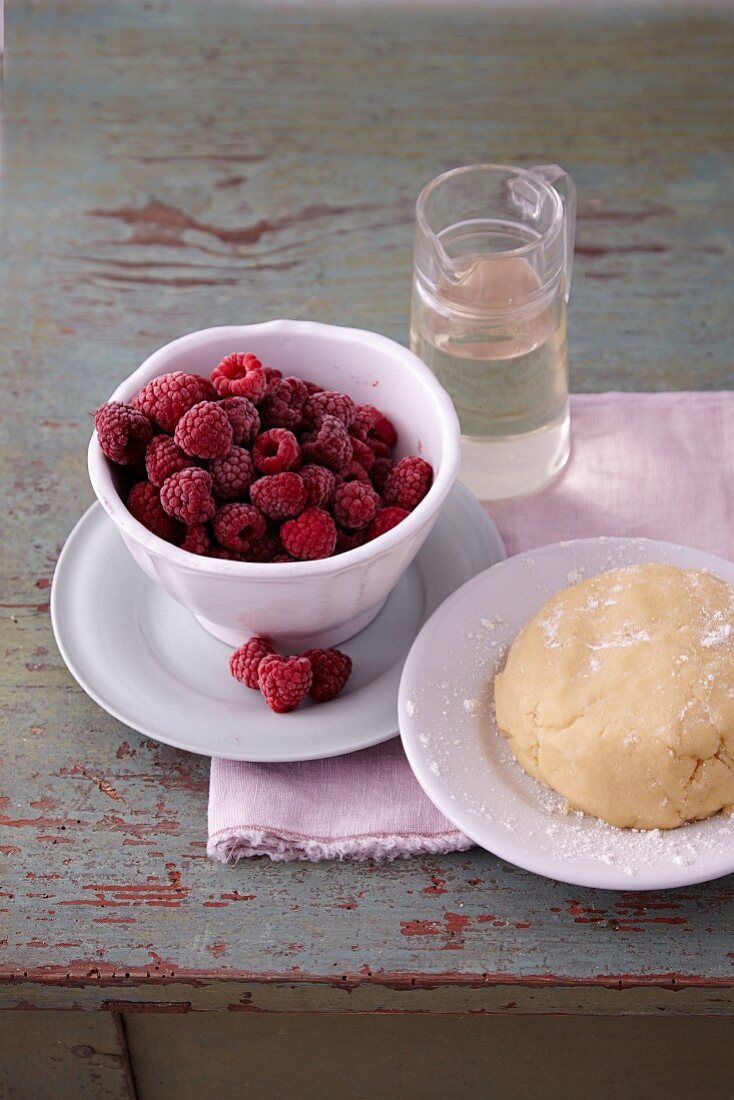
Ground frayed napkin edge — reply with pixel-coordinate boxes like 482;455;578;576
207;827;474;863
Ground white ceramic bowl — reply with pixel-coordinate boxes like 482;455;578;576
88;321;461;649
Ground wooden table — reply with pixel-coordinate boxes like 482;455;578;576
2;2;733;1097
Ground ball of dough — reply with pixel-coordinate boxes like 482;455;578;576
494;563;734;829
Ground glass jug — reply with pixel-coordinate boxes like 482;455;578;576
410;163;576;500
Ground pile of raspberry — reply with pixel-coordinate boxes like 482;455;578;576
94;353;433;562
230;636;352;713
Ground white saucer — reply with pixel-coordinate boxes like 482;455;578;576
399;537;734;890
52;484;505;762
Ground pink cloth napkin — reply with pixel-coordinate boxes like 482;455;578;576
208;392;734;862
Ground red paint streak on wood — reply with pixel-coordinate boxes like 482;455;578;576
30;727;44;736
216;175;247;189
158;761;208;794
59;866;189;909
115;741;135;759
26;942;49;949
442;913;472;951
63;763;123;802
90;199;384;251
36;836;72;844
29;798;58;811
0;602;49;610
400;913;472;950
567;900;608;925
4;965;731;994
515;922;532;929
0;814;85;829
576;243;668;258
219;892;255;902
93;918;137;925
424;877;449;897
476;915;496;923
207;943;226;959
337;902;358;910
0;846;21;856
90;272;240;288
35;578;52;589
400;919;442;937
26;873;61;880
203;902;229;908
96;813;180;837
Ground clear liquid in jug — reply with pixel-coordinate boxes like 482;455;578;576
411;221;570;500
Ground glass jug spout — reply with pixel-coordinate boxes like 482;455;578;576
530;164;577;302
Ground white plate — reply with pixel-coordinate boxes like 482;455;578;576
52;484;505;762
399;537;734;890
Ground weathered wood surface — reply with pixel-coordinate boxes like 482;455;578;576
2;0;734;1012
3;1013;734;1100
0;1011;135;1099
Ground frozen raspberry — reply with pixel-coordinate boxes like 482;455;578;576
133;372;214;433
302;415;353;472
252;428;301;474
207;546;247;561
300;464;336;509
94;402;153;466
370;456;395;494
181;523;211;555
350;404;398;450
367;506;409;541
246;531;284;563
160;467;216;524
333;481;380;530
174;401;233;460
211;353;267;402
145;435;194;487
336;460;370;484
219;396;260;447
280;508;337;560
383;456;433;511
273;554;295;563
303;648;352;702
127;481;181;542
335;527;367;554
349;436;376;473
250;472;307;520
260;376;309;430
230;636;275;690
262;366;283;391
257;654;313;714
366;438;391;459
209;446;254;502
303;389;355;429
213;503;266;553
